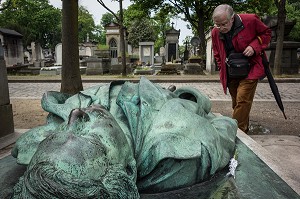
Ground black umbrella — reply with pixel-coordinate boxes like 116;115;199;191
261;52;287;119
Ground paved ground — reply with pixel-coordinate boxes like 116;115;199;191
8;81;300;101
3;76;300;195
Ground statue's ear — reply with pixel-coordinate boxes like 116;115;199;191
174;87;212;114
178;92;197;103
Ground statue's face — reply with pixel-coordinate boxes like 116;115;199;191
13;105;139;198
28;105;136;181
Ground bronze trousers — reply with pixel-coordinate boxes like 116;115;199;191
228;79;258;133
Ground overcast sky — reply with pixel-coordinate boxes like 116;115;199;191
48;0;192;45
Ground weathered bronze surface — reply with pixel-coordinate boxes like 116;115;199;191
11;77;237;198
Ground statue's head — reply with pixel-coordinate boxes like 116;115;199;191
13;105;139;198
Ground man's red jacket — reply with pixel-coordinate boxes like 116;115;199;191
212;14;271;94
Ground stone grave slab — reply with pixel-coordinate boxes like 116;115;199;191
0;130;299;198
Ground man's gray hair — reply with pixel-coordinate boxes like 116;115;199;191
212;4;234;21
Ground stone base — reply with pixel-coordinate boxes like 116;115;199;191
16;67;40;75
40;70;60;75
134;68;155;75
1;131;299;198
110;64;131;75
39;66;86;75
0;104;14;138
85;57;110;75
184;63;205;75
86;68;104;75
157;64;180;75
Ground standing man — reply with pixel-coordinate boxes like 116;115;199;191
211;4;271;133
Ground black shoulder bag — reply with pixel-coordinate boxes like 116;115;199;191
223;31;251;78
226;53;251;78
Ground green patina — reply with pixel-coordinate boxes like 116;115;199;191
11;77;238;198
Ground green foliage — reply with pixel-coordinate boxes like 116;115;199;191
286;1;300;41
0;1;102;48
93;24;105;45
0;0;61;49
97;44;109;50
0;0;12;11
232;0;274;16
78;6;96;43
127;18;156;48
261;1;300;42
131;0;275;56
100;12;116;27
123;4;150;28
152;6;173;53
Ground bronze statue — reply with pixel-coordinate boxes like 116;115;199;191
12;77;237;198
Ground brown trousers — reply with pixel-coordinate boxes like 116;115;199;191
228;79;258;133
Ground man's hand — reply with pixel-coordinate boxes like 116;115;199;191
243;46;254;57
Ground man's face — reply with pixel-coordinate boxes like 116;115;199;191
213;14;234;34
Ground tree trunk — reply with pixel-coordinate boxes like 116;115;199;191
274;0;286;76
197;18;206;57
61;0;83;94
119;0;127;77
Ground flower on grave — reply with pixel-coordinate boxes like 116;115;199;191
226;149;238;178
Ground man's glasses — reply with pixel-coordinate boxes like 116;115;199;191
213;16;234;29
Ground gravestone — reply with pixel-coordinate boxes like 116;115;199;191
85;57;109;75
158;63;180;75
1;116;299;198
139;42;155;66
183;41;190;62
0;45;14;138
23;51;31;63
184;63;205;75
110;64;131;75
54;43;62;66
159;47;166;64
79;46;92;58
31;42;44;67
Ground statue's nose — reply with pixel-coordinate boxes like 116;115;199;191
68;108;90;125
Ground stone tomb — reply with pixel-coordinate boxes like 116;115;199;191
133;67;155;75
157;63;181;75
39;66;86;76
0;66;14;138
0;46;14;139
110;63;132;75
54;43;62;66
139;42;155;66
184;63;205;75
85;56;110;75
1;129;299;198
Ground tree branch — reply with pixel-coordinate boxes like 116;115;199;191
0;0;12;11
96;0;120;21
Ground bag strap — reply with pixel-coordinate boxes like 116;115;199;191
223;31;235;57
